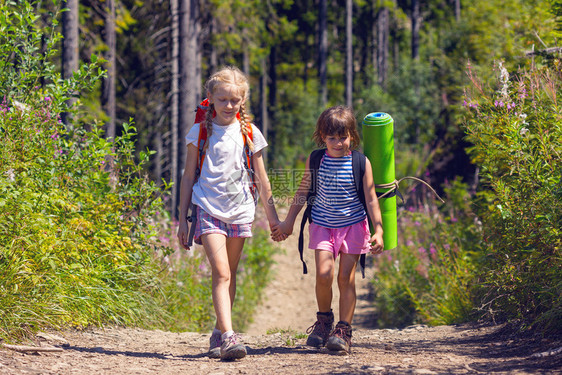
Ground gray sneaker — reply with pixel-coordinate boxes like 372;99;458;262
208;330;222;358
306;311;334;347
220;333;246;360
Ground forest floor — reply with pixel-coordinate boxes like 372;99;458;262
1;210;561;374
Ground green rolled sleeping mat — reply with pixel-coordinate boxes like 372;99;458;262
362;112;397;251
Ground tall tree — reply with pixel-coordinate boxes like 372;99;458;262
61;0;79;125
102;0;116;139
170;0;180;216
411;0;420;60
453;0;461;21
318;0;328;107
345;0;353;107
260;58;269;163
375;1;389;88
176;0;200;218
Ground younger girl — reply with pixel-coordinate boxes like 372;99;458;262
276;105;384;354
177;66;284;360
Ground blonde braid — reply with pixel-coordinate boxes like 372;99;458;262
239;103;254;152
203;103;214;151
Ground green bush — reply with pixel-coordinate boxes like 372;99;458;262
372;179;483;327
0;97;169;338
463;60;562;332
0;1;278;340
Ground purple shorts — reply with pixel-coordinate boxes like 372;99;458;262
194;206;252;245
308;217;371;258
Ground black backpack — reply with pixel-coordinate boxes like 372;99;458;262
297;148;370;278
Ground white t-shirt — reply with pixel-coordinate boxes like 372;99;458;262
186;121;267;224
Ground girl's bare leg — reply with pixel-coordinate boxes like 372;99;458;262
314;250;335;312
202;234;246;333
337;253;360;324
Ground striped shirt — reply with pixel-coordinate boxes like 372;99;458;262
311;152;367;228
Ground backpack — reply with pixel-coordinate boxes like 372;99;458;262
298;149;370;278
186;98;256;247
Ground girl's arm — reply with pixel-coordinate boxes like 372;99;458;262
277;155;312;236
363;157;384;254
177;143;198;250
252;150;286;241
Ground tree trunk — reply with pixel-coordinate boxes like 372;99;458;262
61;0;79;125
260;58;269;165
243;33;250;77
411;0;421;142
195;3;202;102
170;0;179;217
345;0;352;107
268;46;277;113
375;2;389;89
177;0;199;218
453;0;461;22
411;0;420;60
209;17;217;75
390;0;399;73
318;0;327;107
155;130;164;187
102;0;116;139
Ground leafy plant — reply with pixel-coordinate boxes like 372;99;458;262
463;60;562;332
0;1;279;341
371;179;483;328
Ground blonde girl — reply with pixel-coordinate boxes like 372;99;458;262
177;66;284;360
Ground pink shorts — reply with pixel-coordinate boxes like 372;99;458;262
308;217;371;258
194;206;252;245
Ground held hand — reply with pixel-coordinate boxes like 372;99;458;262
269;221;288;242
177;220;191;250
277;220;294;237
369;232;384;255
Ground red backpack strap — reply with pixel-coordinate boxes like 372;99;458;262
241;122;257;202
195;121;207;179
242;123;253;162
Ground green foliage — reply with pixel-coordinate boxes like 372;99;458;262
461;0;554;66
551;0;562;37
0;100;168;339
0;1;279;341
463;60;562;333
372;179;483;327
269;79;321;169
356;59;442;147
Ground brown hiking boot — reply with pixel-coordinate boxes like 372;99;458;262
326;321;352;353
306;311;334;347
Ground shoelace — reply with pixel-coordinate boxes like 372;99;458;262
306;320;330;336
224;333;240;346
330;326;351;343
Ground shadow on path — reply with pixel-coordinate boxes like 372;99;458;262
63;345;208;360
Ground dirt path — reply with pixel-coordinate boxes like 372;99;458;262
1;212;561;374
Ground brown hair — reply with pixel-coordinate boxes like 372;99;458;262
312;105;360;149
203;66;254;151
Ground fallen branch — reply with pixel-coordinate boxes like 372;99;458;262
1;343;63;353
525;47;562;56
530;346;562;359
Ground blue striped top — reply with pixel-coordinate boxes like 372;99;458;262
311;152;367;228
